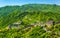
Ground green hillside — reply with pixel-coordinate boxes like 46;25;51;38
0;4;60;28
0;4;60;38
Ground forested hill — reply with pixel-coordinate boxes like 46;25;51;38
0;4;60;28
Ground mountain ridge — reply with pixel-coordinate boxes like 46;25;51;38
0;4;60;28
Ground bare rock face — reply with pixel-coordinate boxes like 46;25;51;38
13;21;23;25
7;24;20;30
7;21;23;30
46;20;53;26
45;19;55;28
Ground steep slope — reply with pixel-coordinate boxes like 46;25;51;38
0;4;60;28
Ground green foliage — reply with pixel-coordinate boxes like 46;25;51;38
0;4;60;38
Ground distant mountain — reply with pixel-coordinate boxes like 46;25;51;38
0;4;60;28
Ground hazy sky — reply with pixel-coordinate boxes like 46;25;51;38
0;0;60;7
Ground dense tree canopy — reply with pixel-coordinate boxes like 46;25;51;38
0;4;60;38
